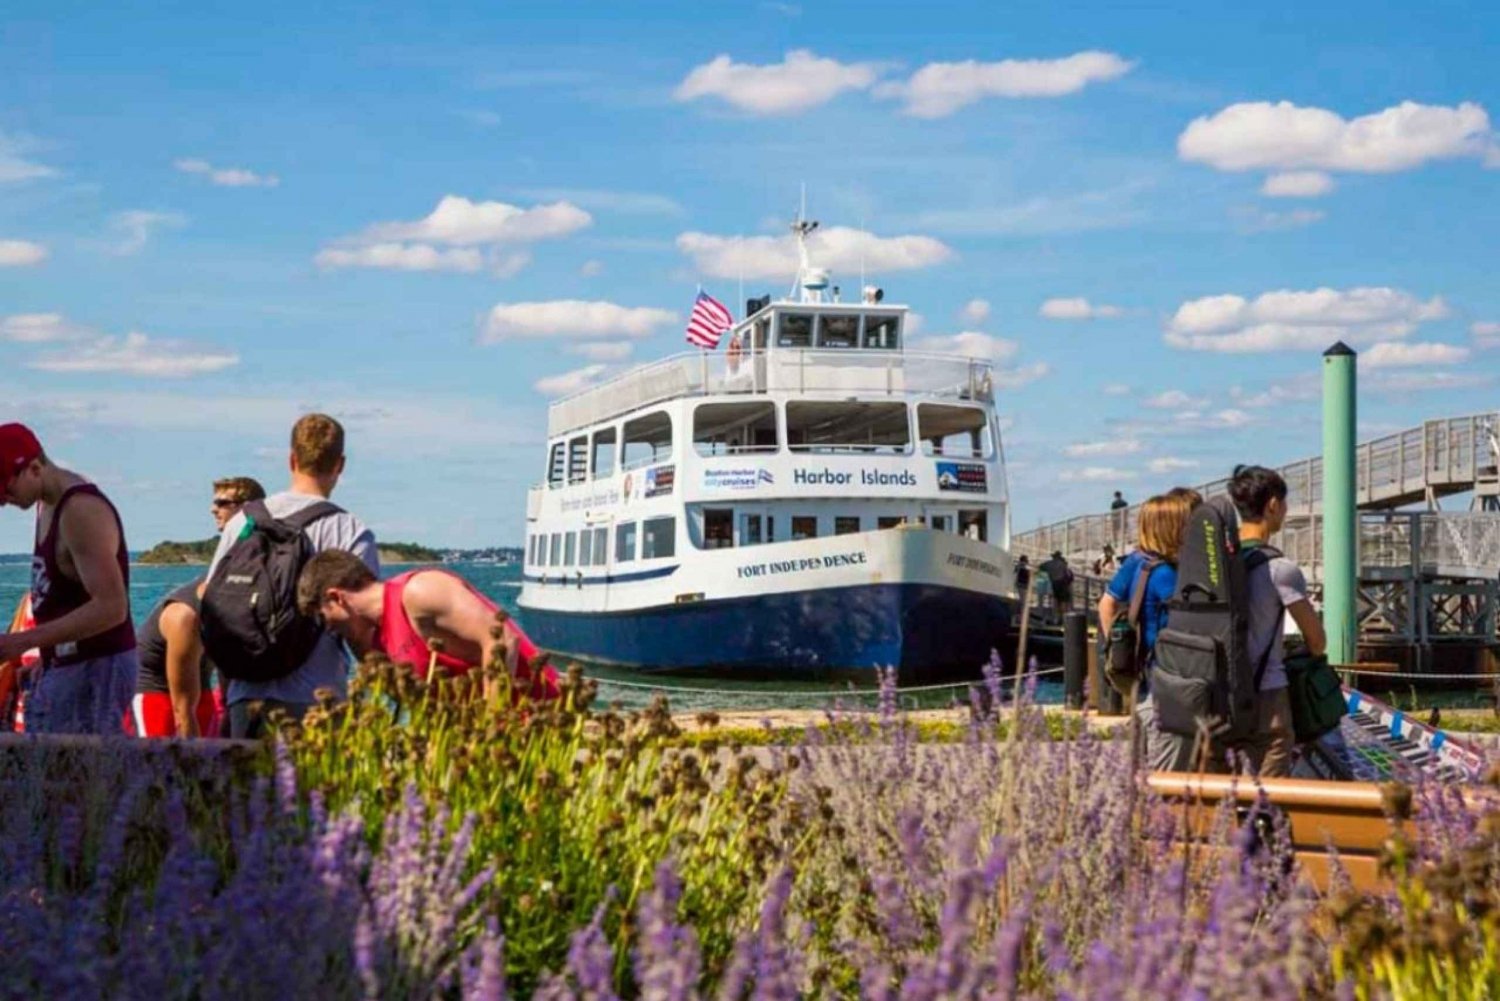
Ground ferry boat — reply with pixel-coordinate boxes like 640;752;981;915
518;220;1017;682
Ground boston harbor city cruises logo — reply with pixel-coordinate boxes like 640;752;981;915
703;466;770;490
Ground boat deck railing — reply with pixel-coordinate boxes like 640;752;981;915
547;349;996;437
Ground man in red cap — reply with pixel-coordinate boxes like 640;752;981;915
0;424;137;733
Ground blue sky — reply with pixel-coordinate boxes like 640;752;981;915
3;0;1497;550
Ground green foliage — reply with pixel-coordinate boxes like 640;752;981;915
136;537;219;564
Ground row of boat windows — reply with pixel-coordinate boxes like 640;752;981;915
741;312;902;351
528;517;677;569
526;508;991;570
548;401;993;486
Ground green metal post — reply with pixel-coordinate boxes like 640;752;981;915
1322;342;1358;665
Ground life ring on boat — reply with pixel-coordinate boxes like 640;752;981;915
727;333;743;373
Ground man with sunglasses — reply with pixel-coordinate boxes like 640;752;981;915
211;477;265;531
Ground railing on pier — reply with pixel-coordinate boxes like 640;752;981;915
546;350;996;437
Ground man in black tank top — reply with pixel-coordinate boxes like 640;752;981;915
127;579;216;737
0;423;138;734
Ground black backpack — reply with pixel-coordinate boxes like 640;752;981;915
1152;497;1278;748
1104;555;1161;695
200;500;343;683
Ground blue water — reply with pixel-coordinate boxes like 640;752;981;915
0;561;1026;711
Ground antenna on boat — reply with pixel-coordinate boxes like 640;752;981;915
790;186;828;304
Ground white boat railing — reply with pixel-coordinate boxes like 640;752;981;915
546;349;996;437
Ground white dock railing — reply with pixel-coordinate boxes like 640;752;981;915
546;350;995;437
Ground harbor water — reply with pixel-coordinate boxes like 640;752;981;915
0;560;1054;712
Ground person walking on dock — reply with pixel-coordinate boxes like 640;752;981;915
1039;550;1074;622
295;550;558;700
202;414;378;738
0;423;137;734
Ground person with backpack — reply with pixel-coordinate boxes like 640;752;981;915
200;414;378;738
295;550;560;701
0;424;138;734
1039;551;1075;620
1098;493;1191;768
1228;465;1325;776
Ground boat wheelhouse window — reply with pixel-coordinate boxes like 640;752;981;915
622;411;673;470
776;313;813;348
816;314;860;349
703;508;733;549
547;443;566;488
877;516;903;530
642;517;676;559
592;527;608;566
792;516;817;540
863;314;900;350
564;532;577;566
834;516;861;535
959;509;987;542
919;404;993;458
549;533;562;565
568;436;588;484
615;522;637;563
592;428;617;479
786;401;911;454
694;401;777;456
741;513;764;546
578;528;593;566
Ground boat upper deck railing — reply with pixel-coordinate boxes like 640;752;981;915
546;349;997;438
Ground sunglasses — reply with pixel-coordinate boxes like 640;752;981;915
211;498;242;509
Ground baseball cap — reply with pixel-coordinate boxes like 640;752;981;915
0;423;42;494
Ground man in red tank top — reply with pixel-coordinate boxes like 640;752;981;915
0;424;138;734
295;550;558;700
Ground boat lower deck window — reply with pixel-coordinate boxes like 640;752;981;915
578;529;593;566
786;401;911;454
931;515;952;533
703;508;734;549
959;509;987;542
549;533;562;565
564;532;577;566
642;517;676;559
877;516;903;530
694;401;777;456
834;516;861;535
919;404;993;458
740;513;763;546
792;516;817;540
592;527;608;566
615;522;637;563
776;313;813;348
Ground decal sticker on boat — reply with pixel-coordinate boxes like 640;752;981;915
936;461;987;493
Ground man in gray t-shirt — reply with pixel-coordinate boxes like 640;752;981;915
206;414;379;738
1229;465;1326;777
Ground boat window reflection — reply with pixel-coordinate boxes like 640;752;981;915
815;314;859;348
918;404;993;458
622;411;673;470
642;516;676;559
615;522;637;563
776;313;813;347
693;401;777;456
792;516;817;540
862;314;900;350
786;401;911;454
591;427;617;479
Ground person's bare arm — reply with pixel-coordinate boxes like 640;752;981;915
14;495;129;650
1286;600;1327;658
1098;593;1120;634
159;603;204;737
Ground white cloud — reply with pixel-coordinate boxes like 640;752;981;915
28;332;238;378
1179;100;1494;174
1144;389;1207;410
1260;171;1335;197
991;362;1050;390
1170;408;1253;430
1060;466;1137;483
515;188;683;216
1230;374;1321;409
1148;457;1200;474
534;364;609;397
1063;438;1142;458
0;239;47;266
875;51;1133;118
1039;296;1123;320
1471;321;1500;348
1102;383;1132;396
351;196;591;247
674;50;881;115
481;300;678;343
1362;341;1470;368
0;131;56;183
676;226;952;280
1367;371;1493;394
315;243;488;273
1;313;92;343
579;259;605;277
1231;206;1326;232
960;298;991;325
110;210;184;255
566;341;634;361
911;332;1018;362
174;157;279;188
1165;286;1448;353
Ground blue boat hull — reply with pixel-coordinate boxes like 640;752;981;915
519;583;1014;683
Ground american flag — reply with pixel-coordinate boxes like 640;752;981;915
685;291;734;349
